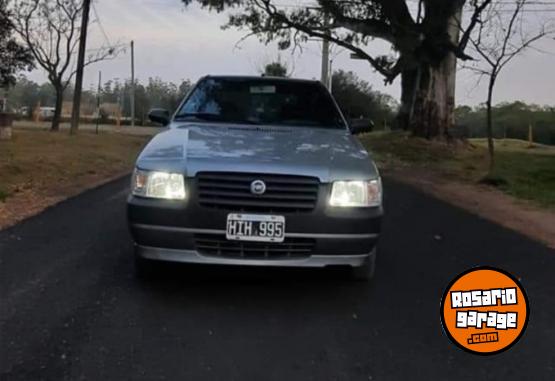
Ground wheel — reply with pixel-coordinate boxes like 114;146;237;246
350;249;377;281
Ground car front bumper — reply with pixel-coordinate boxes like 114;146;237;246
127;183;383;268
135;242;375;268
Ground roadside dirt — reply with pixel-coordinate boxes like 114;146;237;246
0;128;151;231
386;167;555;249
0;171;129;230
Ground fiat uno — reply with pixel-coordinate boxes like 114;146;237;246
127;76;383;280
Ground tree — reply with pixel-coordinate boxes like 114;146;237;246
145;77;181;112
262;61;288;77
184;0;497;139
455;101;555;145
99;77;192;123
11;0;115;131
178;79;193;100
0;0;33;89
465;0;553;169
331;70;397;127
4;75;40;112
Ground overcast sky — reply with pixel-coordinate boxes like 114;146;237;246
26;0;555;107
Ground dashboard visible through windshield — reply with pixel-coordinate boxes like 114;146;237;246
175;77;346;129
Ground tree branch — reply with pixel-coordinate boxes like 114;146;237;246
458;0;493;53
253;0;398;81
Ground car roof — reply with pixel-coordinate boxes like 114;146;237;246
203;75;322;85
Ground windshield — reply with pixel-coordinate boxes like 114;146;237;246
175;78;346;129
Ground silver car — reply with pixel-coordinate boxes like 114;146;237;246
127;76;383;280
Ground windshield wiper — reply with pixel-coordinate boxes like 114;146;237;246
175;113;262;125
234;119;261;125
174;112;223;121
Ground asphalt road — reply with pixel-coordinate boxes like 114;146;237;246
1;177;554;381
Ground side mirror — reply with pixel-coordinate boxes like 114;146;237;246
148;108;170;126
349;118;374;135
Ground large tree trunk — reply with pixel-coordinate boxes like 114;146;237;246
398;6;461;139
409;58;456;139
51;85;64;132
396;68;418;131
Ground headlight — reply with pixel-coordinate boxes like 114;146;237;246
329;179;382;207
132;169;186;200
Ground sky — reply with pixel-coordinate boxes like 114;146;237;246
25;0;555;107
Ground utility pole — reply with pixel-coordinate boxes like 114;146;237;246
130;40;135;128
321;39;330;88
320;14;331;89
95;71;101;135
70;0;92;135
328;58;333;91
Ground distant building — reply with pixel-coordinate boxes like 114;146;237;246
99;102;122;119
39;107;56;119
62;101;97;118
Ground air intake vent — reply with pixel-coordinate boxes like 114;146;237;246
197;172;319;213
194;234;315;259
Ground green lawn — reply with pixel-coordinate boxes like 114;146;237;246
0;188;8;202
359;132;555;208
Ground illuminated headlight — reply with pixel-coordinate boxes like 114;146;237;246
329;179;382;207
132;169;186;200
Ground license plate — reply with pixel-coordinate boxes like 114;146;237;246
226;214;285;243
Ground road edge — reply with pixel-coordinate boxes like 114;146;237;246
0;171;131;231
384;171;555;249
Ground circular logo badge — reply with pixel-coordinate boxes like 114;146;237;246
250;180;267;195
440;266;529;355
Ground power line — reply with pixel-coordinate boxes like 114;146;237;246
277;1;555;12
277;2;555;7
92;0;112;47
496;8;555;10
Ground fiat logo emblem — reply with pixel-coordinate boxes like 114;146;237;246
250;180;267;195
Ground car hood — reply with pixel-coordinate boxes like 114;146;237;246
137;123;379;182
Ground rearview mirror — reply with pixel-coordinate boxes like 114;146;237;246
148;108;170;126
349;118;374;135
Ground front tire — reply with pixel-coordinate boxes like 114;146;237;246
350;249;376;281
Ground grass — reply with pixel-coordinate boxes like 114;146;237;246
0;188;8;202
359;132;555;208
484;150;555;207
0;129;151;202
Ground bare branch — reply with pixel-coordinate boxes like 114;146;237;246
458;0;494;53
462;0;553;168
9;0;117;130
252;0;398;81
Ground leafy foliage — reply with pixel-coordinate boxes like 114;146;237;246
331;70;397;127
5;76;58;113
0;0;33;87
181;1;500;138
185;1;485;83
6;76;193;125
262;61;288;77
456;102;555;145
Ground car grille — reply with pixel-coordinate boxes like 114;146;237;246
194;234;315;259
196;172;319;213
